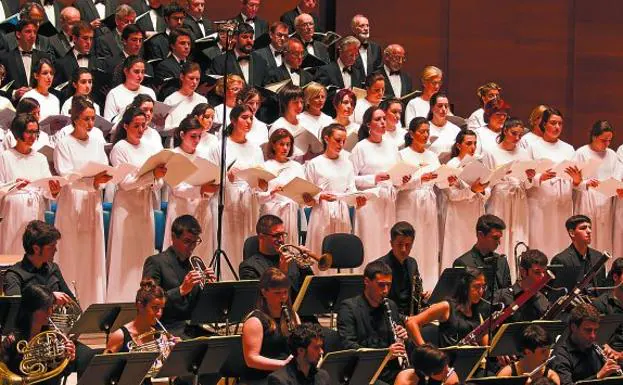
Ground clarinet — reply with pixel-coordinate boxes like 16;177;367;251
281;302;295;334
383;298;410;369
594;344;623;376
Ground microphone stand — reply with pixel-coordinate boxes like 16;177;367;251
209;22;239;281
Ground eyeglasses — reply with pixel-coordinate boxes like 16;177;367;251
389;55;407;63
262;232;288;239
182;237;202;246
471;283;487;292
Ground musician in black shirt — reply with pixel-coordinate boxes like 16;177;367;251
374;221;426;317
394;344;459;385
3;220;75;305
592;258;623;356
494;249;550;322
551;215;607;289
550;303;621;385
337;261;407;385
267;323;330;385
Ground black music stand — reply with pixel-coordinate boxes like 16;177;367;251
489;320;566;357
548;265;581;300
467;376;529;385
292;275;364;329
597;314;623;345
68;303;136;342
575;377;623;385
78;352;159;385
190;280;259;333
429;268;465;304
439;346;487;383
318;348;390;385
0;295;20;334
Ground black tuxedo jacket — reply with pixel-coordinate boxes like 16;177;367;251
254;46;281;70
48;32;73;59
267;63;313;86
209;51;269;87
355;40;383;75
74;0;113;23
53;50;100;87
280;7;320;33
130;0;150;15
0;32;55;58
136;9;166;33
234;13;268;39
292;33;330;64
315;60;365;89
381;67;413;99
1;48;51;92
142;247;201;333
183;15;213;40
143;31;169;61
94;27;123;59
154;55;183;99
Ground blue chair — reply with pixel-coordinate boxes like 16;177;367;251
102;202;112;211
103;210;110;248
44;211;55;225
154;210;165;251
50;202;57;212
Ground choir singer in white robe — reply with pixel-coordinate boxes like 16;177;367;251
427;93;461;164
351;106;411;270
0;115;60;254
396;117;441;291
527;107;580;259
106;107;167;302
53;97;112;308
163;62;208;132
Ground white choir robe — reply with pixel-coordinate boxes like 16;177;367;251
350;139;401;271
404;97;430;128
298;111;333;142
427;120;461;164
53;132;108;308
474;125;500;155
271;117;324;162
466;108;485;131
482;145;533;281
353;99;373;125
258;159;306;246
527;138;575;259
613;147;623;259
519;131;541;151
384;126;407;149
247;118;269;146
0;149;54;254
162;147;218;268
396;147;440;292
163;91;208;131
206;139;264;281
572;145;617;261
106;139;163;302
440;157;490;271
304;152;357;263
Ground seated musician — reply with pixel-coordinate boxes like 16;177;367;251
142;215;215;338
337;261;407;385
406;266;490;347
497;324;560;384
394;344;459;385
240;267;300;385
239;214;313;295
0;284;76;385
374;221;428;317
453;214;512;291
494;249;550;322
3;220;75;306
550;303;621;385
266;322;330;385
592;257;623;357
551;215;607;289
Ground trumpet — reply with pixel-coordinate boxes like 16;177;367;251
278;243;332;271
127;319;175;378
189;255;211;289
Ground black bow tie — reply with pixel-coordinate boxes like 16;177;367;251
290;67;300;75
237;55;250;62
274;50;282;57
389;70;401;76
361;42;369;50
77;53;89;60
303;41;314;48
179;60;186;66
44;0;53;5
342;66;352;74
21;50;33;56
94;0;105;4
246;17;255;22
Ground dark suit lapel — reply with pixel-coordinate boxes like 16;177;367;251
83;0;99;21
248;56;256;85
156;16;166;32
0;0;11;16
12;51;28;86
334;64;345;88
367;45;375;72
164;248;186;285
401;73;408;96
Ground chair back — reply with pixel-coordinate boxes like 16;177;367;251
321;233;364;269
243;235;260;260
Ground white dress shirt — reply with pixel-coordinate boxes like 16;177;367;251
285;63;300;86
384;64;402;97
270;44;283;67
337;58;352;89
236;51;250;83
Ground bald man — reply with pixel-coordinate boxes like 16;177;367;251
352;14;382;75
49;6;81;58
293;13;329;63
381;44;413;98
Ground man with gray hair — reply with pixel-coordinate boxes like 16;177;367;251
381;43;413;98
267;38;313;87
293;12;330;63
351;14;382;75
49;5;80;57
95;4;136;58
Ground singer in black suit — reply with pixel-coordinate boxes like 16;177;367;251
93;4;136;59
142;215;215;338
135;0;165;33
292;13;330;64
183;0;213;40
453;214;512;291
143;3;185;61
381;44;413;98
53;21;99;91
266;38;312;87
254;21;289;71
48;6;80;59
233;0;268;44
209;23;269;88
280;1;320;33
351;14;382;75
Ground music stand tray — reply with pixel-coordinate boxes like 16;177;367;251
467;375;529;385
69;302;135;336
156;337;211;378
429;268;465;304
597;314;623;345
318;348;390;385
0;295;20;334
489;320;566;357
190;280;259;326
198;335;242;374
292;274;364;316
439;345;487;382
78;352;159;385
575;376;623;385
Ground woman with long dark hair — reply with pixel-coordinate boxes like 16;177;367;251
23;58;60;122
427;92;461;164
353;72;385;124
406;267;490;347
206;105;265;280
104;56;157;122
381;98;407;148
107;107;167;302
237;86;269;145
240;268;298;385
129;94;165;153
474;98;511;155
163;62;208;131
2;98;52;151
190;103;218;153
332;88;359;152
61;68;101;116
